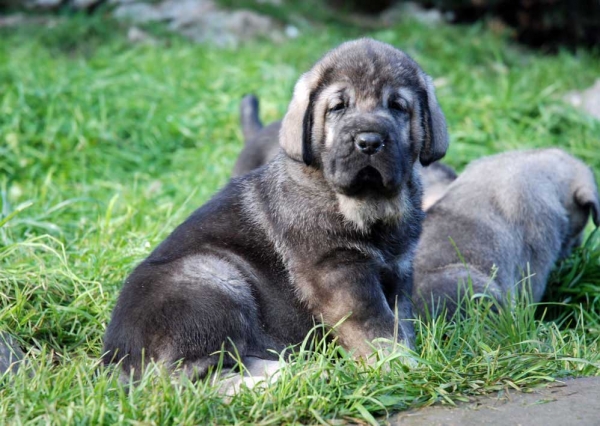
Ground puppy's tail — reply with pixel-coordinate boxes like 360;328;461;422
240;94;263;143
413;265;502;320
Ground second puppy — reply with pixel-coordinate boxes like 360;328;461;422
413;148;600;318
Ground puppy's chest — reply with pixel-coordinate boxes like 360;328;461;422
370;223;418;257
347;232;412;277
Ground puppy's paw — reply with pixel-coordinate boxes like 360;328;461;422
368;338;418;371
215;357;287;396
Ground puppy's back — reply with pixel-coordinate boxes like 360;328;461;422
414;148;599;317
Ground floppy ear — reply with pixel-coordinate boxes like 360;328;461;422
280;71;318;165
574;170;600;227
418;73;449;166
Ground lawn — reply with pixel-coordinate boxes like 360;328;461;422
1;12;600;425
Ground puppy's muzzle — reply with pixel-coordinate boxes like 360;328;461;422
355;132;384;156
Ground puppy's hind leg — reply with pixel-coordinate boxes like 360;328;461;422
103;254;277;382
215;356;287;395
414;265;502;320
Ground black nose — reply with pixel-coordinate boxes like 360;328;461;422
355;132;384;155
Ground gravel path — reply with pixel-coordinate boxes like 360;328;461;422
392;376;600;426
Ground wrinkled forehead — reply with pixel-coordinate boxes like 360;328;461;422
313;46;422;98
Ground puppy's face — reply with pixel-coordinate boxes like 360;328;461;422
317;78;418;198
280;39;449;224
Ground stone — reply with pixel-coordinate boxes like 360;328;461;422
255;0;282;5
71;0;104;10
158;0;216;26
112;2;164;23
285;25;300;39
177;7;280;47
127;26;158;44
0;13;61;28
111;0;284;47
26;0;64;9
380;1;444;27
563;79;600;121
0;14;26;27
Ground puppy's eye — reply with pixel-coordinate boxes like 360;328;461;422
389;98;408;112
328;102;345;113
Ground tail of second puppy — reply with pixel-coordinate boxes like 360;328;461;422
413;265;503;320
233;94;282;177
240;94;263;142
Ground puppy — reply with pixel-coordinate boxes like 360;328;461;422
234;94;457;209
417;161;457;210
413;148;600;318
103;38;449;379
232;95;281;178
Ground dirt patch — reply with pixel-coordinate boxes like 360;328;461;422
392;376;600;426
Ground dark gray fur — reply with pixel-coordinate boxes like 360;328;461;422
103;38;449;379
413;148;600;319
0;332;24;375
233;95;457;208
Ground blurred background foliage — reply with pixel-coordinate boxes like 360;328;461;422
2;0;600;51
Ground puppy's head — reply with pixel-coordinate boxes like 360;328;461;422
280;39;449;226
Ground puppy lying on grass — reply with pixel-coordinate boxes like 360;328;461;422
413;148;600;318
233;94;457;210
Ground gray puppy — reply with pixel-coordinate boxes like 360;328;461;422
413;148;600;318
232;95;281;178
234;94;457;209
103;38;449;379
417;161;457;211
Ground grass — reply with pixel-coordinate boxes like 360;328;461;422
1;11;600;425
